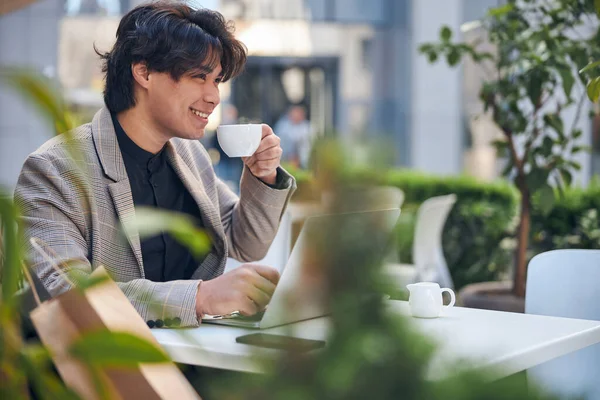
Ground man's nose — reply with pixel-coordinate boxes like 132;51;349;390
204;85;220;106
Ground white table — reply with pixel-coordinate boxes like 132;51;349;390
152;301;600;381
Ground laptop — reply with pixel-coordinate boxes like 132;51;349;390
202;208;401;329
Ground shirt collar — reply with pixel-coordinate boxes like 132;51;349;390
111;113;166;167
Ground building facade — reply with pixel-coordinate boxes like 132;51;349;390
0;0;596;189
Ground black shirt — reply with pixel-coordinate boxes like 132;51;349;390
112;114;205;282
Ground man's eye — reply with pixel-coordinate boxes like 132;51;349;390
215;78;222;84
194;74;207;80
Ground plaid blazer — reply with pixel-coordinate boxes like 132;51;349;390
14;107;296;327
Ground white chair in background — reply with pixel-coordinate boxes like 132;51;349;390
382;194;457;289
526;249;600;400
225;210;292;274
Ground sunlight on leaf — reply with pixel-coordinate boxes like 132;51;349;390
0;194;22;305
579;60;600;75
77;274;111;291
0;68;76;134
126;207;211;259
586;76;600;102
487;3;513;17
69;331;169;367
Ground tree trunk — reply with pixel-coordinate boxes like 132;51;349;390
514;190;531;298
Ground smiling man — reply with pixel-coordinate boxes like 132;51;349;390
14;2;296;328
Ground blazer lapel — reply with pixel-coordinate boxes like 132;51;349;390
91;108;144;276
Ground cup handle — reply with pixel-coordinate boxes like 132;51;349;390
441;288;455;308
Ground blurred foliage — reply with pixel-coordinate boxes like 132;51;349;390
420;0;600;297
0;69;203;399
204;141;552;400
531;179;600;252
580;0;600;100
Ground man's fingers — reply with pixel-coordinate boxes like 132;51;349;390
238;297;259;316
261;123;273;138
254;146;282;159
250;274;277;297
249;264;280;285
247;287;271;310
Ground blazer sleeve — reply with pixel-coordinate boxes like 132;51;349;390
14;154;201;327
217;165;296;262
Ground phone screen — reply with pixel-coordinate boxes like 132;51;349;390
236;333;325;352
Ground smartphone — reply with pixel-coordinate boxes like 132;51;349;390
235;333;325;352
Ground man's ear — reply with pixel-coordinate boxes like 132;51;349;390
131;63;150;89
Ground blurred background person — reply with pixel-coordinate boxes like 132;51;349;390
274;104;312;169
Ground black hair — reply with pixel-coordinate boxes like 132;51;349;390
95;1;247;113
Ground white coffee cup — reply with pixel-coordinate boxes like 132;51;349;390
217;124;262;157
406;282;455;318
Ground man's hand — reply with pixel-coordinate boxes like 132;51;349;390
196;264;280;317
243;124;282;186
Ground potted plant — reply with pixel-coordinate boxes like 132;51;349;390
419;0;600;311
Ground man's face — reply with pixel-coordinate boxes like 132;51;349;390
145;63;222;141
289;106;306;124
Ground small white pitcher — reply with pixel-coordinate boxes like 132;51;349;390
406;282;455;318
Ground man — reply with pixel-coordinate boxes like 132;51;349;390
274;105;312;169
14;2;296;328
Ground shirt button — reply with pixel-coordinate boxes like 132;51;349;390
155;319;164;328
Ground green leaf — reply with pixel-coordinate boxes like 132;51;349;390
558;67;575;99
418;44;434;53
77;274;111;291
70;330;170;367
427;51;438;63
440;26;452;41
447;48;461;66
0;196;22;305
573;129;583;139
487;3;514;17
586;76;600;102
595;0;600;19
573;145;592;153
560;169;573;187
536;184;556;216
0;69;76;134
541;136;554;157
526;69;545;106
127;207;211;259
21;345;81;400
491;139;508;156
543;113;564;139
579;60;600;74
526;168;549;193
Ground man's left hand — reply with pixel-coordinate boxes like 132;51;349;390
243;124;282;186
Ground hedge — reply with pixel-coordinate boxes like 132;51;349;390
287;166;600;290
288;166;518;290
